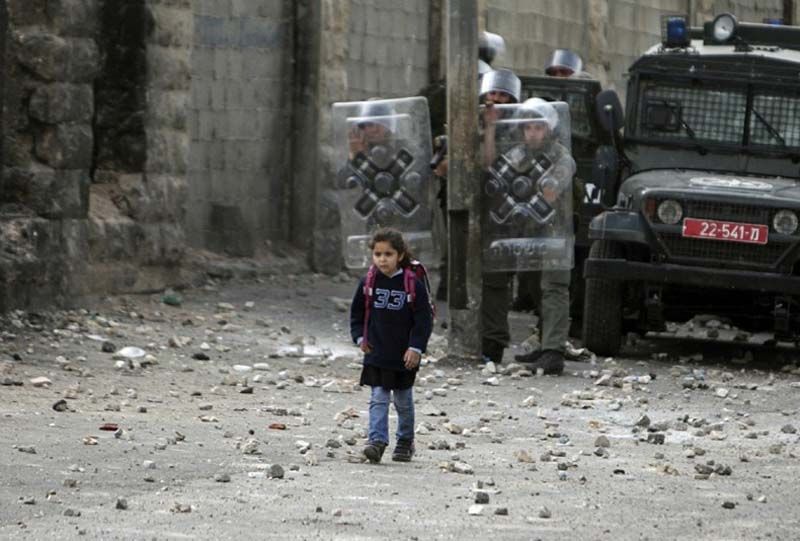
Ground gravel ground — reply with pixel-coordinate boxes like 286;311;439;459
1;270;799;540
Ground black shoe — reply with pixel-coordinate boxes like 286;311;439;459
522;349;564;375
392;439;414;462
515;349;545;363
363;441;387;463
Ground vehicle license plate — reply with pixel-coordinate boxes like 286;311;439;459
682;218;768;245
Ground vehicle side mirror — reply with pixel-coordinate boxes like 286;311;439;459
592;145;620;195
596;90;624;135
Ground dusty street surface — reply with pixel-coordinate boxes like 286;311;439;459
2;270;800;540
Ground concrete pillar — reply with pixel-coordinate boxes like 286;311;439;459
446;0;482;360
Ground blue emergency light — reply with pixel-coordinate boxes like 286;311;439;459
763;18;784;26
662;15;690;48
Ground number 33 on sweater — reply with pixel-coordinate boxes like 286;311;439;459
373;288;406;310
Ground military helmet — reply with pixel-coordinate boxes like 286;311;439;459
355;100;396;131
515;98;559;132
544;49;583;77
479;68;521;103
479;31;506;65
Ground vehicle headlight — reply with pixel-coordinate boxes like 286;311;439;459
657;199;683;225
712;13;737;43
772;210;798;235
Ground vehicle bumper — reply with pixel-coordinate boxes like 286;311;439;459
584;258;800;295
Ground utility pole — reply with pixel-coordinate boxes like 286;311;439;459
446;0;482;360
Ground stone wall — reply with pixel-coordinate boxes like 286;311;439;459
0;0;98;310
86;0;191;295
186;0;294;257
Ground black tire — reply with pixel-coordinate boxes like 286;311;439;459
582;240;623;356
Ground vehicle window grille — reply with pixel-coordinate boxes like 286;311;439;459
521;87;591;137
639;83;746;145
750;93;800;149
681;200;771;225
658;232;787;267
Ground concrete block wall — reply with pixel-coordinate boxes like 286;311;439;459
187;0;294;257
345;0;430;100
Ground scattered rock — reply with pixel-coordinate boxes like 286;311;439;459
214;473;231;483
468;504;484;516
594;435;610;448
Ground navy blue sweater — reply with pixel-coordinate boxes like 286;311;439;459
350;270;433;371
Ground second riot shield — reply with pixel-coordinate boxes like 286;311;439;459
331;97;436;269
481;99;576;272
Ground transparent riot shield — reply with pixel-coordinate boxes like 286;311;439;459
331;97;435;269
481;99;575;272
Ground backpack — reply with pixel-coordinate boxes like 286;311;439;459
362;259;436;344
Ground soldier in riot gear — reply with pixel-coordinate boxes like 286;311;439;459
484;98;576;374
512;99;573;374
513;49;586;317
479;68;523;364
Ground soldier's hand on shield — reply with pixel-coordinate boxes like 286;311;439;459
403;349;421;370
348;126;367;159
540;176;561;203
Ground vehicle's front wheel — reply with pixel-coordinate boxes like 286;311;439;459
582;240;624;356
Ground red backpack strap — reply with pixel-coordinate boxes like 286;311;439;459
362;265;378;343
403;266;417;307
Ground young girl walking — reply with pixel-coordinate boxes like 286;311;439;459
350;228;433;463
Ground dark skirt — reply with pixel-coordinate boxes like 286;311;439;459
359;363;417;390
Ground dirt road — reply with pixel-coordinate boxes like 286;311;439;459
2;271;799;540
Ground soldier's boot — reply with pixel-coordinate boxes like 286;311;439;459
521;349;564;375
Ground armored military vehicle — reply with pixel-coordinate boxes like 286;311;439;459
583;14;800;354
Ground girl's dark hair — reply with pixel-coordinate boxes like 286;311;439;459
368;227;414;267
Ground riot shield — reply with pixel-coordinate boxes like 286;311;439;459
482;99;575;272
331;97;435;269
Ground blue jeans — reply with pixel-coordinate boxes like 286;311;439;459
368;386;415;444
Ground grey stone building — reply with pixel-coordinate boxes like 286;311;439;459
0;0;794;310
